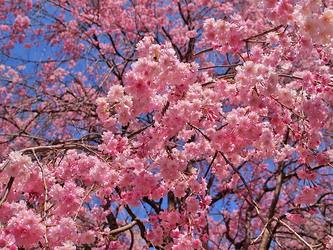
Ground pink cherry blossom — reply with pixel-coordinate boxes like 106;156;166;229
0;0;332;249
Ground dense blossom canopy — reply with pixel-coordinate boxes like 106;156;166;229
0;0;333;249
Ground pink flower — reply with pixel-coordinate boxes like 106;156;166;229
78;230;96;245
107;85;124;102
186;30;197;38
286;213;307;224
170;228;180;238
297;169;318;181
295;186;317;205
192;239;202;248
174;181;187;198
212;42;219;50
54;241;76;250
6;209;45;248
186;196;199;213
201;233;208;242
6;152;32;178
326;236;333;249
307;172;318;181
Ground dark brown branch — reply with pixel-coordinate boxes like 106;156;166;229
219;151;258;209
123;204;150;245
177;2;188;25
127;121;154;140
0;159;10;173
0;177;14;207
161;101;170;116
205;150;218;179
161;27;183;61
194;48;214;58
244;24;284;41
142;197;162;214
218;151;274;244
258;163;284;250
187;122;211;141
198;64;242;70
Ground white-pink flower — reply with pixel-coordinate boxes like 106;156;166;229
6;152;32;177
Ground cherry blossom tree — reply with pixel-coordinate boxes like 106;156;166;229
0;0;333;249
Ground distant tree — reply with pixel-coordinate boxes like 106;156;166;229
0;0;333;249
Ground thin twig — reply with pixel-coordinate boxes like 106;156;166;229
0;177;14;207
244;24;284;41
218;151;273;236
0;159;10;173
274;217;313;250
32;149;49;247
187;122;211;141
269;95;305;119
204;150;218;179
47;0;71;11
246;40;267;43
219;151;258;209
97;65;115;90
193;48;214;58
198;64;242;70
127;121;155;140
19;143;98;155
251;217;275;245
74;183;97;222
278;74;303;80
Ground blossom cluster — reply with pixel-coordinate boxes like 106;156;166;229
0;0;332;248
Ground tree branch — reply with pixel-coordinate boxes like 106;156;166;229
274;217;313;250
0;177;14;207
